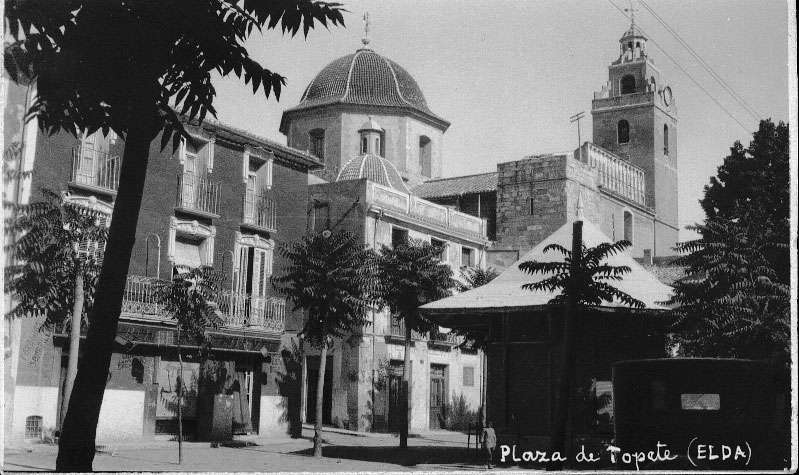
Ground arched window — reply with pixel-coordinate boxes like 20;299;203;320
623;210;634;244
663;124;669;155
379;131;386;157
309;128;325;162
374;136;381;156
360;136;368;154
617;120;630;144
650;76;657;91
620;74;636;94
419;135;432;177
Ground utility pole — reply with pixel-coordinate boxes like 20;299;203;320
570;111;585;161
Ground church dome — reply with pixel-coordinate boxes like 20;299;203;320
337;153;411;194
282;47;448;129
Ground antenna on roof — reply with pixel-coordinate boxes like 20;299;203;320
362;12;371;48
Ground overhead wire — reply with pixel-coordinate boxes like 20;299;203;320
606;0;753;133
638;0;763;122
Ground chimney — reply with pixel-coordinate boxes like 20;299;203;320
643;249;653;265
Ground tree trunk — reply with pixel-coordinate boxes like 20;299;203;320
400;322;411;449
313;338;328;457
56;111;157;472
177;327;184;465
547;221;582;471
60;271;84;429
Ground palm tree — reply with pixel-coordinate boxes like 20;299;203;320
376;239;457;448
5;2;344;469
273;230;379;457
4;188;107;431
666;220;789;370
156;265;225;464
518;222;644;470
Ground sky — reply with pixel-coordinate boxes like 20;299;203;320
212;0;793;241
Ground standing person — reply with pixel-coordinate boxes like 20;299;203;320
482;420;497;469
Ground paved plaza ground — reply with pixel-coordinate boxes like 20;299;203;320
3;426;528;472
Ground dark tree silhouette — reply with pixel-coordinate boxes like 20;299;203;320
273;230;379;457
666;221;789;370
4;189;107;431
376;239;457;448
519;222;643;470
4;2;344;469
701;119;789;252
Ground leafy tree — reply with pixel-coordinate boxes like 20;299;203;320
376;239;457;448
700;119;789;279
273;230;379;457
4;188;107;431
519;223;643;469
156;265;225;464
669;119;790;373
667;220;790;370
5;1;344;469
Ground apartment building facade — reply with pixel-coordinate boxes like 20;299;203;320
5;78;319;441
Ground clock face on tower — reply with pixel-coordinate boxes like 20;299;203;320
663;86;673;107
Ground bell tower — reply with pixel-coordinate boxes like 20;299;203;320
591;20;679;255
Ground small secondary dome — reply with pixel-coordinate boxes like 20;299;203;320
337;153;411;194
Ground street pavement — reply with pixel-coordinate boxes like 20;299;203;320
3;426;526;472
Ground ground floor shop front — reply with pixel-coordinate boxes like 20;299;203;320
7;318;298;443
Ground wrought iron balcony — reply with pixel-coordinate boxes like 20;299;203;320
71;145;121;193
388;316;427;341
429;330;460;346
242;191;277;232
216;292;285;334
176;173;221;216
121;275;285;334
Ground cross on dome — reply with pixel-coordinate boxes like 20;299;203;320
362;12;371;48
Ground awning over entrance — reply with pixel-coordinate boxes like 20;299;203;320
421;218;674;328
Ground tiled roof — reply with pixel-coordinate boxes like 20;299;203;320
283;49;449;128
337;153;410;194
412;172;498;198
422;218;674;320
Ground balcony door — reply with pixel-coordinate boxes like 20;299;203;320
182;146;197;206
429;364;447;429
77;131;114;186
233;244;273;325
244;173;257;223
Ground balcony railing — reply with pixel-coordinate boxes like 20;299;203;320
388;316;430;341
176;173;221;216
121;275;285;334
71;146;121;193
242;191;277;231
578;143;654;208
366;182;487;239
216;292;285;334
429;330;460;346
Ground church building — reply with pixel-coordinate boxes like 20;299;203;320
416;21;679;266
279;36;489;433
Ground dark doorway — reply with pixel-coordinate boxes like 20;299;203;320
429;364;447;429
387;361;405;432
305;356;333;425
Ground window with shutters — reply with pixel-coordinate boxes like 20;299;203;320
73;130;120;192
233;234;274;298
463;366;475;387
